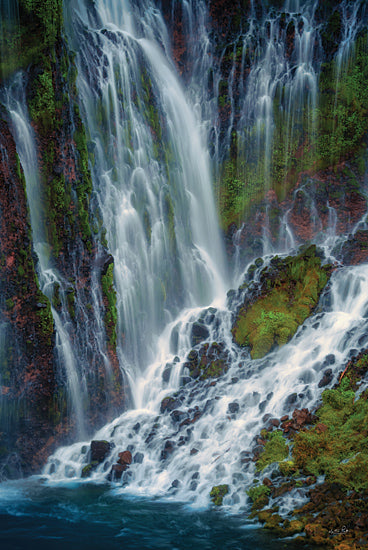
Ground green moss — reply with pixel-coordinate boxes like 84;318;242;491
5;298;15;310
256;431;289;471
217;31;368;232
200;359;226;380
292;380;368;492
210;484;229;506
317;32;368;168
246;484;270;510
101;262;118;349
232;246;331;359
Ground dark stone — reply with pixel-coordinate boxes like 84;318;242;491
240;450;252;464
160;396;181;414
171;479;180;488
192;472;199;480
191;322;210;347
190;448;199;456
269;418;280;427
91;440;111;463
323;354;335;366
318;368;333;388
228;402;239;414
284;393;298;408
231;377;239;384
263;477;273;487
258;400;267;413
160;440;175;460
170;409;187;423
190;481;198;491
252;445;264;459
108;463;127;481
133;452;144;464
162;366;171;383
81;461;98;478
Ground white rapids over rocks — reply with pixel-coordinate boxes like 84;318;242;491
43;0;368;514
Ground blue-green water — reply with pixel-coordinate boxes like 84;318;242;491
0;479;308;550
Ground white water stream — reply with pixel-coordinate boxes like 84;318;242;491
0;0;366;514
42;0;368;512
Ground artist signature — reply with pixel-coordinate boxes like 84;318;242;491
329;526;349;536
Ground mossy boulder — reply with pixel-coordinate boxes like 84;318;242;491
210;484;229;506
232;245;332;359
184;341;230;381
256;430;289;472
246;484;270;511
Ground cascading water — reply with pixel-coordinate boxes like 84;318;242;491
45;258;368;510
1;75;87;435
42;0;368;519
64;0;228;385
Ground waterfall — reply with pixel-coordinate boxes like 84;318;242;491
45;259;368;509
64;0;228;387
43;0;368;515
1;75;87;436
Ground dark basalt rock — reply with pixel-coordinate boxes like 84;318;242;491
160;440;175;461
133;452;144;464
117;450;132;465
170;409;187;423
91;440;112;463
318;368;333;388
160;396;182;414
190;322;210;347
107;463;127;481
228;402;240;414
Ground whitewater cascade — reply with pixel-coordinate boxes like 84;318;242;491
42;0;368;513
64;0;228;386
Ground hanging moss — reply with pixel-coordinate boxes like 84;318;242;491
232;245;331;359
101;262;118;349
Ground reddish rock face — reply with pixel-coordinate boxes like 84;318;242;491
0;111;58;475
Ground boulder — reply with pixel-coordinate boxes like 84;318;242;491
228;402;239;414
91;440;111;463
190;322;209;347
117;450;132;465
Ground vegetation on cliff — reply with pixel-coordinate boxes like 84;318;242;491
232;245;331;359
247;350;368;548
101;260;118;350
216;17;368;233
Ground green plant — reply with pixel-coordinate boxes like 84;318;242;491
210;484;229;506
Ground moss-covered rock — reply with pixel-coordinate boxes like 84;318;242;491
184;341;230;381
232;245;332;359
210;484;229;506
250;351;368;545
256;430;289;471
246;484;270;511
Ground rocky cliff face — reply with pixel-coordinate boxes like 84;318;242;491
0;0;125;476
0;0;367;478
161;0;368;267
0;110;57;476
